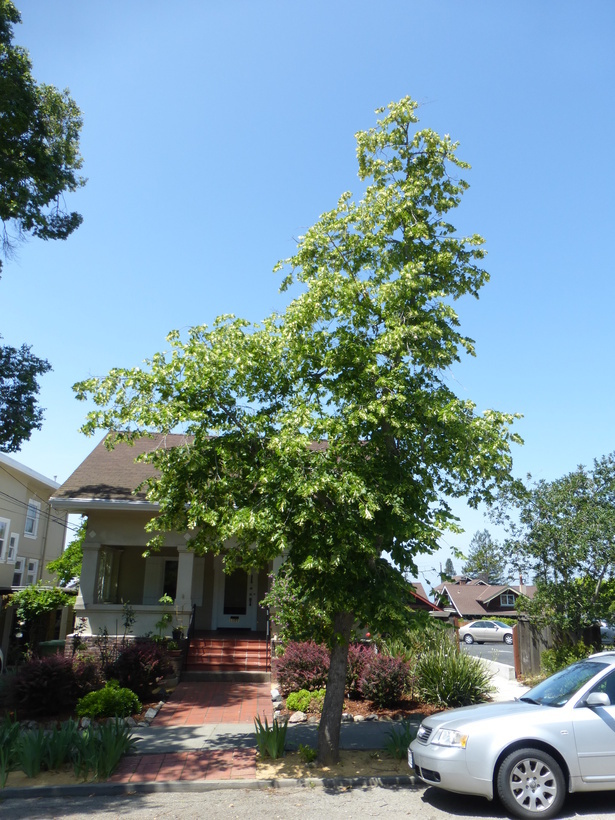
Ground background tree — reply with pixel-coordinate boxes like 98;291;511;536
46;517;85;586
503;454;615;632
75;97;520;763
462;528;509;584
443;557;456;578
0;0;84;451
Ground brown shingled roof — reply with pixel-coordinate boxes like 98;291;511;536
441;582;536;618
52;433;192;502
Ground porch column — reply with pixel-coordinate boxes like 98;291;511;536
176;545;194;623
79;542;101;606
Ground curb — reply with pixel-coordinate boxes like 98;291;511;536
0;774;419;800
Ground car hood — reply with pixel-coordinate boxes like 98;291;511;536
422;699;552;731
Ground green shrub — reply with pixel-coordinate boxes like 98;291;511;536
416;648;494;707
384;721;417;759
77;680;141;719
0;714;20;787
16;727;47;778
379;620;455;660
44;719;80;771
298;743;318;763
541;641;592;676
254;714;287;759
359;654;410;708
286;689;312;712
72;721;137;780
286;687;326;713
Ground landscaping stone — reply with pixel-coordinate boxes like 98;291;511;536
341;713;354;723
288;710;307;724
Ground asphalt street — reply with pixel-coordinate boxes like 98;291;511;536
460;641;514;667
3;784;615;819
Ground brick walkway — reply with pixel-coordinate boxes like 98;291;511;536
152;681;273;727
110;680;273;784
109;748;257;783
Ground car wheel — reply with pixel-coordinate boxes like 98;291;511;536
463;634;474;644
504;634;513;645
496;748;566;820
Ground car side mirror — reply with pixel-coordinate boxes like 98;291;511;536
586;692;611;707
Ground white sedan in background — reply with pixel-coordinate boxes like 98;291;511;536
459;619;513;645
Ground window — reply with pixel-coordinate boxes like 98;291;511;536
11;556;38;586
12;557;23;586
25;558;39;585
24;500;41;539
96;548;121;603
7;533;18;562
0;517;10;560
500;593;515;607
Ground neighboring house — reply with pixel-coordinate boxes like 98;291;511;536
50;434;275;640
0;451;67;594
434;576;536;620
409;582;443;613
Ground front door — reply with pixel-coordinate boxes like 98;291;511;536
212;557;257;629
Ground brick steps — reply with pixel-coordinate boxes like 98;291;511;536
184;634;270;682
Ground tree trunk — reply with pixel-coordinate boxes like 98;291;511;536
317;610;354;765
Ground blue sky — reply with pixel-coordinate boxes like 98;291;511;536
4;1;615;587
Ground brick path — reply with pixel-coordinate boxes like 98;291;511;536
109;748;257;783
110;680;273;783
152;681;273;727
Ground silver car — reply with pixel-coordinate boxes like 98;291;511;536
409;651;615;819
458;619;514;645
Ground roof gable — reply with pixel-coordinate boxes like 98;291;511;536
51;433;191;505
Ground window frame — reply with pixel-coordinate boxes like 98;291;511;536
0;517;10;560
500;592;516;607
25;557;39;586
12;556;24;586
7;533;18;563
24;499;41;539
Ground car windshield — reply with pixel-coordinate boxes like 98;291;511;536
493;621;510;628
521;660;610;707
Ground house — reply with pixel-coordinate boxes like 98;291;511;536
0;451;67;594
50;433;275;641
434;576;536;621
409;582;443;613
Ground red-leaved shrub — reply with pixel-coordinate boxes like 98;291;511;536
109;640;173;700
359;653;410;707
275;641;330;695
346;643;375;699
7;654;102;717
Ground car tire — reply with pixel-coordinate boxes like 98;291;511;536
463;634;474;644
504;634;513;645
496;747;566;820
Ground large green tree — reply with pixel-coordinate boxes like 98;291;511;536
75;97;520;763
0;0;84;450
502;454;615;631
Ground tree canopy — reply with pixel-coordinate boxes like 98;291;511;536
500;454;615;631
75;96;520;762
0;0;84;451
0;0;84;263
